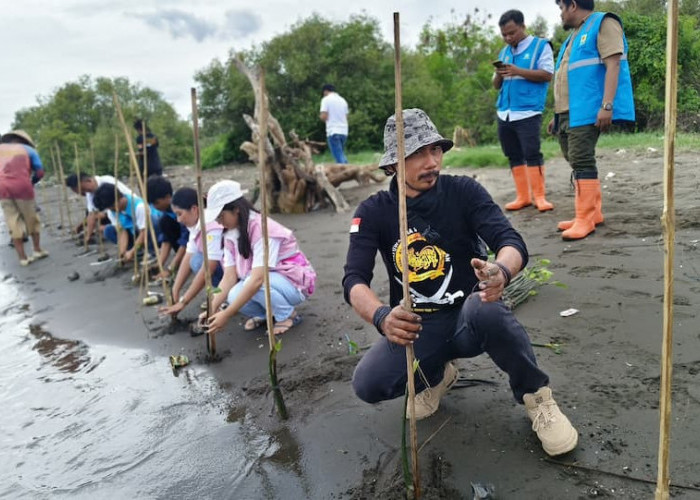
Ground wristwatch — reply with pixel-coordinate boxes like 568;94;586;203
601;102;613;111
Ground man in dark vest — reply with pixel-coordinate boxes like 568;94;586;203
493;9;555;213
550;0;635;240
134;119;163;177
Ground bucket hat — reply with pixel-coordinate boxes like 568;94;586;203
204;180;248;223
378;109;453;170
1;130;36;148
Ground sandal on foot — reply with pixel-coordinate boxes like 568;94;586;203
273;314;302;335
32;250;49;260
244;316;266;331
20;257;33;266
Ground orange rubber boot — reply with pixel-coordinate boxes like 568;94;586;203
527;166;554;212
558;179;604;231
561;179;599;240
505;165;531;211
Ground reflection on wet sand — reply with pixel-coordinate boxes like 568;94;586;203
29;324;102;374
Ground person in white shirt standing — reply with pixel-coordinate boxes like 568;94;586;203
493;10;554;212
319;84;349;164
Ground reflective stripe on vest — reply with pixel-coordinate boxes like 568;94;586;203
568;53;628;71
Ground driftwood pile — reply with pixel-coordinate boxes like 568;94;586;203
233;58;383;213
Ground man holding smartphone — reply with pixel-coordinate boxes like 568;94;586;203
493;10;554;213
549;0;635;240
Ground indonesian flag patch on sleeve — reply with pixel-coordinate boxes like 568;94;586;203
349;217;361;233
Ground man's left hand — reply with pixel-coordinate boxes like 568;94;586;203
595;109;613;131
497;64;520;78
470;258;506;303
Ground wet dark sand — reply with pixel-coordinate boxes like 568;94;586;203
2;149;700;499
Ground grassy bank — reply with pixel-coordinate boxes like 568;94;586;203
443;132;700;169
308;132;700;169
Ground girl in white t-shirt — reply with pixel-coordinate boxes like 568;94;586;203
160;187;224;319
203;181;315;336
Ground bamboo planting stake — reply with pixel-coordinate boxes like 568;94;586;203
393;12;420;498
38;159;51;232
258;69;288;420
49;146;66;231
113;134;121;245
656;1;679;499
91;139;105;255
191;88;216;355
55;144;76;239
74;143;89;252
140;121;150;294
128;151;139;282
112;97;173;305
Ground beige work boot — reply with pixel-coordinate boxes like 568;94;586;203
523;387;578;456
407;362;459;420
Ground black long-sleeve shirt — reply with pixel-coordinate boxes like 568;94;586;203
342;174;528;313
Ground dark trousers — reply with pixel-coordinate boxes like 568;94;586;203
497;114;544;167
556;112;600;179
352;293;549;405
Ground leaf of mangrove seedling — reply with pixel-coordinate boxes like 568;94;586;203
348;340;359;355
412;359;420;373
528;290;538;296
207;286;222;295
552;281;568;288
539;258;551;266
274;339;283;352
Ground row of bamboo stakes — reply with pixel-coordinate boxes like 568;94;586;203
36;7;679;497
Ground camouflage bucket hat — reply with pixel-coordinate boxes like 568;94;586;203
378;108;453;170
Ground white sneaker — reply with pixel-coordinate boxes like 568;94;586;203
523;387;578;456
407;361;459;420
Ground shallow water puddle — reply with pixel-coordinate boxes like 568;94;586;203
0;278;288;499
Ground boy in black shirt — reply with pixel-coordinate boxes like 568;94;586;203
147;175;189;279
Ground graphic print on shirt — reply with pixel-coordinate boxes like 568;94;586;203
392;228;464;312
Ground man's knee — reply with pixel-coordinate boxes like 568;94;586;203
461;293;518;341
352;362;386;404
352;366;381;404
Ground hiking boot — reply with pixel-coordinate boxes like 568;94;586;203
523;387;578;456
407;361;459;420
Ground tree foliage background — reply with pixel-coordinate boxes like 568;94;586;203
12;77;192;176
11;0;700;170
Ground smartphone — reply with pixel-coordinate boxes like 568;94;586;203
492;60;505;69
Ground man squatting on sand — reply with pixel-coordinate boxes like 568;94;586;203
342;109;578;456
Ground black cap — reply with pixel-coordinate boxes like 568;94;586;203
322;84;336;94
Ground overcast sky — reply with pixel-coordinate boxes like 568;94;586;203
0;1;562;134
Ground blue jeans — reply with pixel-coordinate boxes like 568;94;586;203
189;252;223;287
327;134;348;164
352;293;549;404
227;271;305;322
103;215;161;254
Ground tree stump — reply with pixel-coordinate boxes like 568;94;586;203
232;58;383;213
